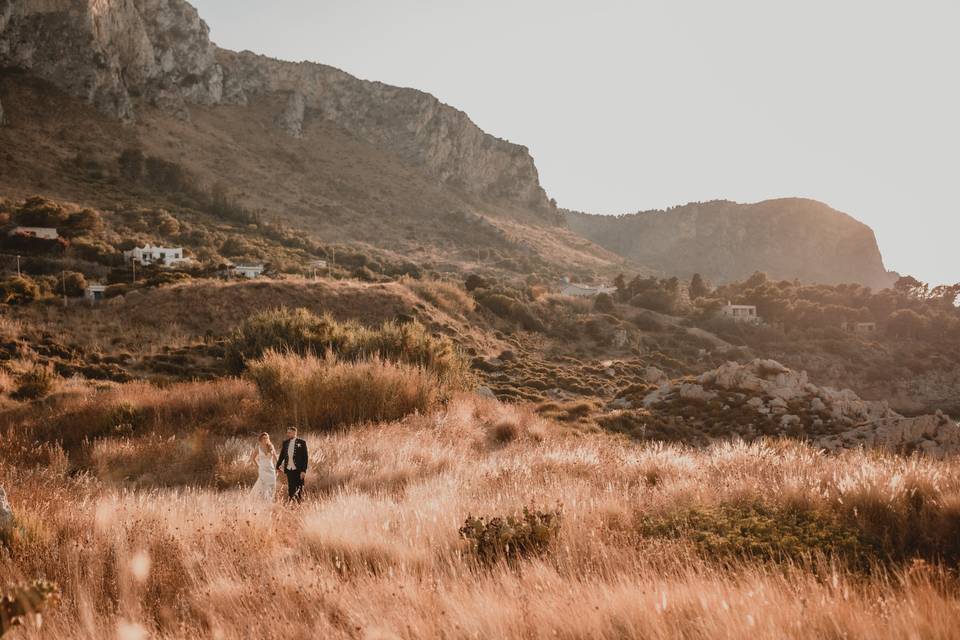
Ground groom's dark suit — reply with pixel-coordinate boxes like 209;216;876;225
276;437;308;502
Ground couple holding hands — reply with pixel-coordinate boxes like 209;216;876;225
249;426;308;502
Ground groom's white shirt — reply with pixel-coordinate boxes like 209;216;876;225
286;438;296;470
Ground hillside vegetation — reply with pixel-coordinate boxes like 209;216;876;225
3;387;960;638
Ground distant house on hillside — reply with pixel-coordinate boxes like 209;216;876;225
10;226;59;240
84;283;107;303
124;245;188;267
719;302;761;324
233;263;265;279
559;277;617;298
842;321;877;334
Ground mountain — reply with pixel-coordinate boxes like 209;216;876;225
0;0;629;279
0;1;896;289
0;0;550;213
565;199;896;288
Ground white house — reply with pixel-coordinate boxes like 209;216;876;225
559;277;617;298
124;245;188;267
10;226;59;240
720;302;761;324
234;263;265;279
84;283;107;303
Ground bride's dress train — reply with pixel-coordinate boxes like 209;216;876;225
251;448;277;501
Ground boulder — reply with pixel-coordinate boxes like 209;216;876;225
643;367;667;384
0;487;13;539
475;386;496;399
679;383;717;403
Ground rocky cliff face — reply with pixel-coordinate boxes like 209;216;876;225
0;0;552;213
566;199;894;288
216;49;551;211
0;0;223;120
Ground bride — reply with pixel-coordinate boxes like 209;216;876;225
249;432;278;501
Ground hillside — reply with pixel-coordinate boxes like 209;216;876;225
566;199;896;288
0;0;623;280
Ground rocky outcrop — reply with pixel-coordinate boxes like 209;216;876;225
0;0;553;213
565;199;895;288
0;486;13;538
217;49;551;211
275;89;305;139
0;0;223;120
644;359;960;457
820;411;960;458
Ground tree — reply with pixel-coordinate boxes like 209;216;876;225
887;308;927;339
893;275;928;299
689;273;709;300
61;271;87;297
593;292;615;313
744;271;769;289
64;208;104;236
613;273;627;302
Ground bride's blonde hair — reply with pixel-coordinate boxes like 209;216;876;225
258;432;276;455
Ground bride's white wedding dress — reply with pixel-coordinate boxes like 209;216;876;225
251;448;277;501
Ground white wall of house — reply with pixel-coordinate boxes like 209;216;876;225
84;284;107;302
124;245;187;266
12;226;59;240
720;304;761;323
234;264;265;279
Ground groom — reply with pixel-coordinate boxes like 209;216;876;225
276;426;308;502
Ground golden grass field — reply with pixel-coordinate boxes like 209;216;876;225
3;378;960;639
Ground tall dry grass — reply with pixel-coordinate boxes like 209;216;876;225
2;395;960;638
246;350;447;431
400;276;475;316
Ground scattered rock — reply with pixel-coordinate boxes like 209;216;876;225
643;367;667;384
471;357;504;372
679;383;717;403
475;386;496;400
0;487;13;539
608;397;633;410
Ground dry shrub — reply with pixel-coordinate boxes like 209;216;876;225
26;378;257;451
0;580;59;636
12;364;56;401
90;432;220;487
225;307;466;383
459;507;562;563
247;350;446;431
401;276;475;315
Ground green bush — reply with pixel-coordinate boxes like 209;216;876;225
638;503;877;567
459;507;562;563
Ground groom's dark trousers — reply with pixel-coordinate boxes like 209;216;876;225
284;469;304;502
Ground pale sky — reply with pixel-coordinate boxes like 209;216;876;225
192;0;958;285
